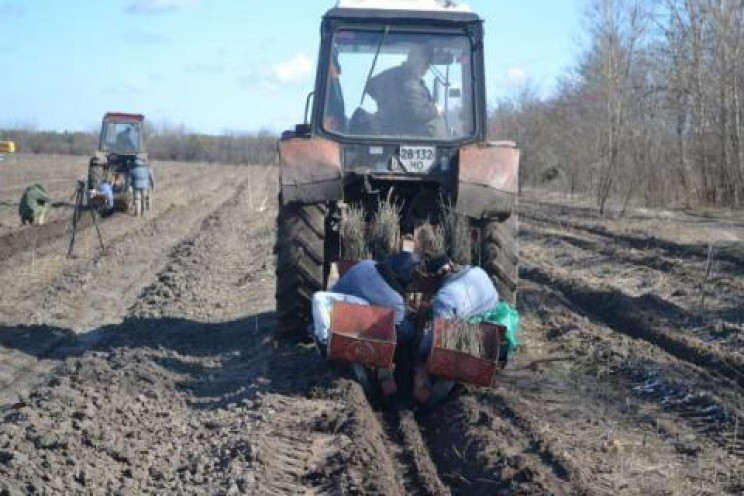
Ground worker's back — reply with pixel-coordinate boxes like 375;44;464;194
332;260;405;323
433;266;498;320
130;163;152;189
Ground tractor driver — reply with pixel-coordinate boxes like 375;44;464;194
115;125;137;153
366;43;445;138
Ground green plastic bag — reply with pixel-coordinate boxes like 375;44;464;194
469;302;520;354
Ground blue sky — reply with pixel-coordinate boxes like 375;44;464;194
0;0;583;134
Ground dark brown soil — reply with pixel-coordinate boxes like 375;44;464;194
0;170;742;494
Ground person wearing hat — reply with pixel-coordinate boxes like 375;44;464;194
329;251;419;396
115;125;137;153
414;253;500;403
366;43;445;137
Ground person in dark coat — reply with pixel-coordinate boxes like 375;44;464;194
19;184;50;225
366;43;444;138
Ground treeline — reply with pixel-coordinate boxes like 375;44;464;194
0;126;278;165
491;0;744;211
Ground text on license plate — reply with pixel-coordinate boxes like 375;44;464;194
399;146;436;173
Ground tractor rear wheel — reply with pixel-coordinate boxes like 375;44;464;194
275;201;327;339
482;215;519;305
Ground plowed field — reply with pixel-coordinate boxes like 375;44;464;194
0;156;742;495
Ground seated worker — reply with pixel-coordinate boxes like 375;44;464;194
18;184;50;226
322;251;419;396
366;43;445;138
414;254;499;403
97;180;115;215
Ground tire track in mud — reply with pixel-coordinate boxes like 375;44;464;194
518;269;744;467
380;409;450;495
421;394;575;496
521;210;744;269
0;174;252;404
249;372;450;495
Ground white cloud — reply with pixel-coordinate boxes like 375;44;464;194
270;53;312;84
506;67;528;85
125;0;198;14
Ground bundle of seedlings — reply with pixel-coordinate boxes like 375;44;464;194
442;201;472;265
341;205;369;260
415;221;446;259
440;320;488;358
369;195;401;259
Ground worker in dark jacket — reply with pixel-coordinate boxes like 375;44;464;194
367;43;444;138
130;158;154;216
19;184;50;225
329;251;419;396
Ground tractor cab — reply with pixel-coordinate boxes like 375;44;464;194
316;5;483;143
300;1;486;188
99;113;145;157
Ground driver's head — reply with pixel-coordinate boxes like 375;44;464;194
406;43;433;76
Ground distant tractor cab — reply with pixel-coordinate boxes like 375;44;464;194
275;0;520;340
87;112;149;213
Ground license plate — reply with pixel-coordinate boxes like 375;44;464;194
399;146;436;173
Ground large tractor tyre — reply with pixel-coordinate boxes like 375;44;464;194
482;215;519;305
275;201;327;340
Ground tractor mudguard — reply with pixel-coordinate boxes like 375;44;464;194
456;141;520;219
279;138;343;205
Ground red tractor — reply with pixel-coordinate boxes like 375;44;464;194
276;2;519;343
86;112;149;212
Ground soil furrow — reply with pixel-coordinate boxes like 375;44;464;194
0;174;252;404
521;210;744;269
380;409;450;495
420;393;575;495
521;264;744;388
518;275;744;465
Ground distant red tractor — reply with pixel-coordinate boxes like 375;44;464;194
86;112;149;212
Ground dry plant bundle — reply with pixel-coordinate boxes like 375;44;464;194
442;202;472;265
341;205;369;260
441;320;487;358
370;196;401;259
415;222;446;258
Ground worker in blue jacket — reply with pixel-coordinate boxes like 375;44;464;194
415;254;500;404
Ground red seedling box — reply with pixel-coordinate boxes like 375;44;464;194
328;302;396;370
427;320;506;387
